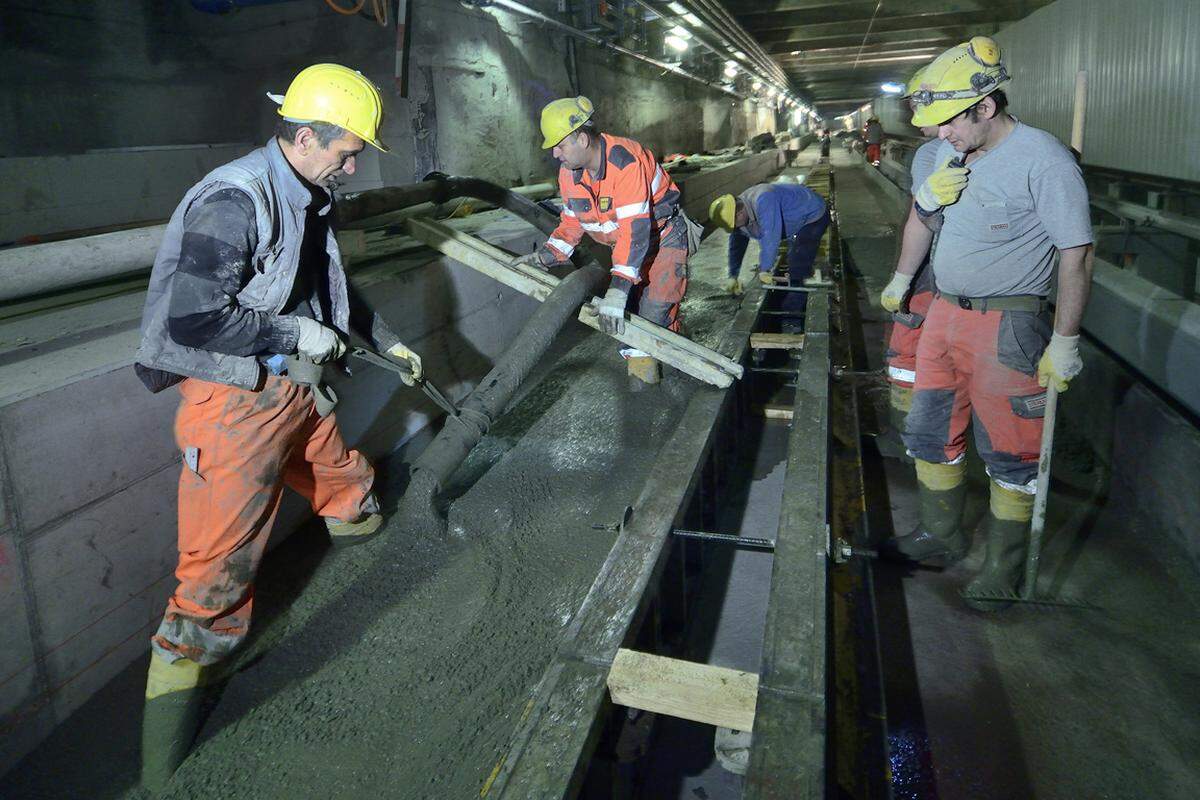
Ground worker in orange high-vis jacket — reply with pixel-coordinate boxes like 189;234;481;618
132;64;422;790
519;96;690;387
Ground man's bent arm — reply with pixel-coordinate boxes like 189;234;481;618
895;203;935;277
1053;243;1094;336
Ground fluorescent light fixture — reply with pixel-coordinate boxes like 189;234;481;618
665;35;689;52
880;82;905;94
669;25;691;39
667;1;686;13
683;12;701;26
733;51;748;60
751;80;761;91
724;64;738;78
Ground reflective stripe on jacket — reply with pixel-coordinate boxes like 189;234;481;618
136;139;351;390
543;133;681;283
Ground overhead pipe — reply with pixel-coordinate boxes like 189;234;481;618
482;0;743;99
681;0;788;88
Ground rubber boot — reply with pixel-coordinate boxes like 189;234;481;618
326;512;383;547
141;653;211;792
880;459;968;564
723;277;743;296
874;385;914;461
627;356;661;392
963;481;1034;611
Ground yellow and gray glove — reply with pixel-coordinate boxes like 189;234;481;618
387;341;423;387
1037;333;1082;392
597;285;629;336
295;317;346;364
758;271;775;287
914;156;970;213
880;272;913;313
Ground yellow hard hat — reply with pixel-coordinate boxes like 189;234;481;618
540;96;594;149
904;66;928;98
910;36;1009;127
271;64;388;152
709;194;737;231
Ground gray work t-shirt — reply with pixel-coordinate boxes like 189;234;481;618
909;138;943;294
931;121;1092;297
910;138;941;193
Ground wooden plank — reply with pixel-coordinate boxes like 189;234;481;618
759;403;794;421
406;216;743;387
405;216;558;301
750;333;805;350
607;649;759;732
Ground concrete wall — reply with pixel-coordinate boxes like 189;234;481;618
0;1;774;242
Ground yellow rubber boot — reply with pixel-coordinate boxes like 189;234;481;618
881;459;968;564
627;356;662;390
141;653;212;792
326;512;384;547
876;384;914;462
963;481;1034;611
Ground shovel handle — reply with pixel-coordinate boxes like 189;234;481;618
1023;384;1058;600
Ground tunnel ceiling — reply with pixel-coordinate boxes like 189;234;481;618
720;0;1054;117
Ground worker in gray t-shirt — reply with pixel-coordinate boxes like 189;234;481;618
878;36;1095;612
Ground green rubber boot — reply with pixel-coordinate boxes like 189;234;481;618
141;653;211;793
881;459;968;564
963;481;1034;611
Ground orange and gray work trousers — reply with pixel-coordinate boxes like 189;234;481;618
884;289;935;388
866;143;882;163
901;294;1051;491
151;375;377;666
630;214;689;332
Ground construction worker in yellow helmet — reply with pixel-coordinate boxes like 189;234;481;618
134;63;422;789
874;63;943;461
520;96;693;388
878;37;1095;612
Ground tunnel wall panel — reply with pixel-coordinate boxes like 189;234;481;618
995;0;1200;182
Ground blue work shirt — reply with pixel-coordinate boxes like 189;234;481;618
728;183;827;275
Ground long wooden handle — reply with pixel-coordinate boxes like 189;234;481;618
1023;384;1059;599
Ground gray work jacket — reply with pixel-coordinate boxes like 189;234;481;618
135;139;350;390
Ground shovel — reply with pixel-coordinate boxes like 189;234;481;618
348;346;461;418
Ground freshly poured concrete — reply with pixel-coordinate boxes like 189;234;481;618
0;219;761;798
834;151;1200;800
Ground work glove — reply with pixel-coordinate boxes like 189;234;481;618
387;341;423;387
1037;333;1082;392
597;285;629;336
914;156;970;213
723;277;743;296
295;317;346;364
758;271;775;287
880;272;913;313
515;251;549;270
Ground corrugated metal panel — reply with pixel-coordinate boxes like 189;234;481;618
996;0;1200;182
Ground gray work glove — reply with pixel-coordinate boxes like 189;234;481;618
295;317;346;364
597;285;629;336
515;251;548;270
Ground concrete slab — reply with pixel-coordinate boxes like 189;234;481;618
0;532;38;719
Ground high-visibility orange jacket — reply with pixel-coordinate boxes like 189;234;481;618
543;133;682;284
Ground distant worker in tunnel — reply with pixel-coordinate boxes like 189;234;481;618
519;95;692;388
132;63;423;788
878;37;1094;611
877;66;942;458
708;182;829;329
865;116;884;165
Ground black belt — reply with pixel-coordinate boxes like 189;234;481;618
938;293;1047;313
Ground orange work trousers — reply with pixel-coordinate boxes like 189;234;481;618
884;289;935;388
902;296;1050;490
631;214;689;332
151;375;376;665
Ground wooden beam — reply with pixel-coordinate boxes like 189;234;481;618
750;333;806;350
407;216;744;388
607;649;759;732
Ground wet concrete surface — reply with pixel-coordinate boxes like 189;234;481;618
0;212;754;799
835;149;1200;800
